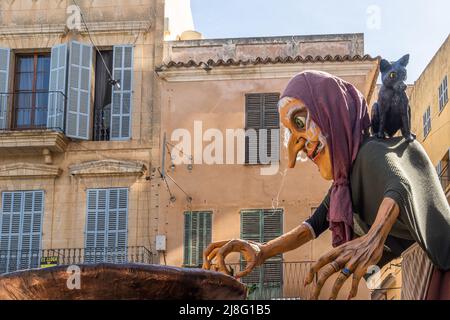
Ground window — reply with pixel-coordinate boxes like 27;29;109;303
85;188;128;263
439;75;448;113
0;190;44;274
245;93;280;164
183;211;212;267
240;209;283;300
13;54;50;129
0;42;134;140
423;106;431;138
437;150;450;191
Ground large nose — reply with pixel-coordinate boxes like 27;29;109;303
287;133;306;168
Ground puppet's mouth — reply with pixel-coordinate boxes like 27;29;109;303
308;141;324;161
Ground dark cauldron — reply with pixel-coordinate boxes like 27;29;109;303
0;263;247;300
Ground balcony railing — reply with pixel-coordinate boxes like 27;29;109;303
0;246;157;275
0;91;66;132
208;261;315;300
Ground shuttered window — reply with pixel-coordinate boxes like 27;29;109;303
240;209;283;299
47;43;68;131
423;106;431;138
183;211;212;267
0;191;44;274
245;93;280;164
439;75;448;112
66;41;93;140
111;45;133;140
85;188;128;263
0;47;10;129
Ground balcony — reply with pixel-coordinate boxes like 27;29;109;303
0;246;157;275
0;91;69;156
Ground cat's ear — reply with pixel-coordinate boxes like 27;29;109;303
380;59;391;73
398;54;410;67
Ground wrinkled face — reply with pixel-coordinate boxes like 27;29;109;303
279;97;333;180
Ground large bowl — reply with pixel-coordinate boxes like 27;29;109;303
0;263;247;300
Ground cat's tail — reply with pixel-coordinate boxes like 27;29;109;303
371;102;380;136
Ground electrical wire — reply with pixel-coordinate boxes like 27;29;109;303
71;0;114;82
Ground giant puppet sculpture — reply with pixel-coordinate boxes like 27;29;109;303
203;68;450;300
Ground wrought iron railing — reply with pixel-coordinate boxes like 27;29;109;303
93;106;111;141
0;91;66;131
208;261;315;300
0;246;156;275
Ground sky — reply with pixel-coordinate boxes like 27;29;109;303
191;0;450;83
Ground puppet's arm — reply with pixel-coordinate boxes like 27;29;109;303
202;224;314;278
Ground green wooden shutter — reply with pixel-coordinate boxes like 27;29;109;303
262;94;280;162
183;211;212;267
66;41;93;140
0;191;43;274
85;188;128;264
111;45;133;140
245;94;262;164
245;93;280;164
0;47;10;129
47;43;68;131
240;209;283;299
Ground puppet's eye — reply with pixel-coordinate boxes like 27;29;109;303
389;72;397;79
294;115;306;130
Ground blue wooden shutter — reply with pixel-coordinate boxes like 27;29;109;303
0;191;43;274
47;43;68;131
66;41;93;140
111;45;133;140
0;48;11;129
107;188;128;262
85;188;128;263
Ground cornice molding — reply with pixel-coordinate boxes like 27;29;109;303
0;163;62;179
69;159;147;177
0;21;152;37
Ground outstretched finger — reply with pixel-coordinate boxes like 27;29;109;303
310;264;337;300
305;248;342;285
348;272;363;300
329;272;350;300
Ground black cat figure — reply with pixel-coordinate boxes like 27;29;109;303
371;54;416;142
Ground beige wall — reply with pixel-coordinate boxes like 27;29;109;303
0;0;164;253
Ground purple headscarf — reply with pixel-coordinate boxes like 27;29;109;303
281;70;371;247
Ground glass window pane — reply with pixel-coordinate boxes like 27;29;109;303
17;57;34;72
36;72;49;90
37;56;50;73
15;72;33;91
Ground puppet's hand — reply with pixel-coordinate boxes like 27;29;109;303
202;239;265;278
304;232;385;300
304;197;400;300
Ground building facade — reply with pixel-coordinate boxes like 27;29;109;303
0;0;164;272
156;34;379;299
410;35;450;202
